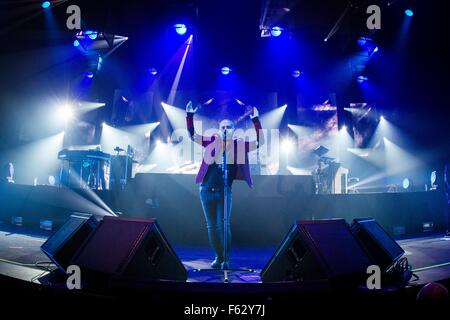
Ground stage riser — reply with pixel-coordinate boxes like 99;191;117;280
0;174;447;247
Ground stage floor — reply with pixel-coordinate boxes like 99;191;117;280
0;223;449;284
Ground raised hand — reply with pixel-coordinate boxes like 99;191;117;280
249;106;259;119
186;100;198;113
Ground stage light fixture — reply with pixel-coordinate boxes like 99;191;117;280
357;37;367;47
270;26;282;37
42;1;50;9
85;71;94;79
73;40;80;47
357;75;368;83
85;30;98;40
148;68;158;75
48;175;56;186
430;171;437;185
74;31;128;54
292;70;301;78
57;105;74;122
402;178;413;191
281;138;294;154
405;9;414;17
174;24;187;35
221;67;231;75
430;171;438;190
235;98;245;106
356;37;379;57
260;29;271;37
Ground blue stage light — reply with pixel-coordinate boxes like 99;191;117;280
271;26;282;37
357;75;368;83
357;37;367;47
292;70;301;78
405;9;414;17
73;39;80;47
174;24;187;35
85;71;94;79
85;30;98;40
356;37;379;56
221;67;231;75
42;1;50;9
149;68;158;75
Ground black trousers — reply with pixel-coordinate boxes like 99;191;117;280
199;185;232;261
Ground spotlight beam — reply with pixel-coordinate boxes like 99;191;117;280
60;170;116;216
260;104;287;129
288;124;314;137
161;102;209;132
121;122;160;137
5;132;64;184
77;101;106;113
167;35;193;105
101;124;144;154
323;2;352;42
350;137;423;189
161;102;188;131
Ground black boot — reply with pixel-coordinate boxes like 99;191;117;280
211;257;223;269
207;227;224;268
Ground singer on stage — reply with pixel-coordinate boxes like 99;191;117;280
185;101;264;269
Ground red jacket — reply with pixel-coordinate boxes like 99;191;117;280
186;113;264;188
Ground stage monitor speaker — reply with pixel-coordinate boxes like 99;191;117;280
261;219;373;284
41;213;98;273
72;216;188;282
351;218;404;271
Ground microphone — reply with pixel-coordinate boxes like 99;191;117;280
221;128;227;141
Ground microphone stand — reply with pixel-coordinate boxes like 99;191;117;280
193;129;255;283
222;129;230;281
